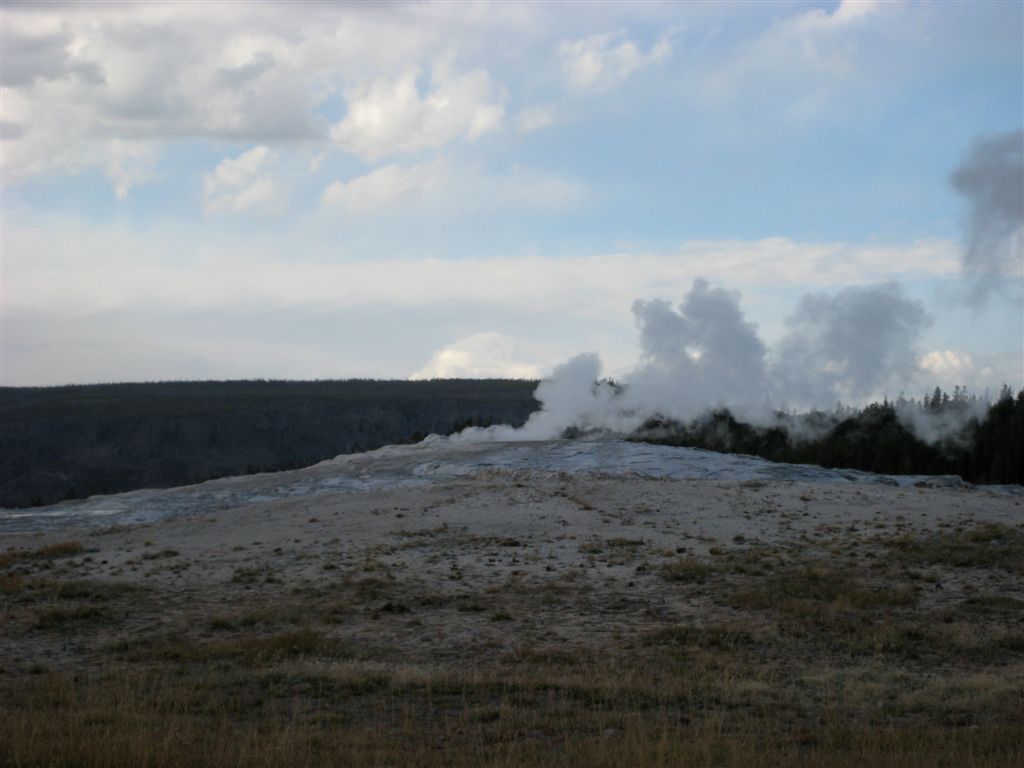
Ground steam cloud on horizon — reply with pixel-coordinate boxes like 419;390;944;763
446;277;969;445
437;131;1021;448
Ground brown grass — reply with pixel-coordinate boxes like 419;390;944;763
0;540;85;568
3;521;1023;767
884;523;1024;574
660;557;714;583
2;656;1021;768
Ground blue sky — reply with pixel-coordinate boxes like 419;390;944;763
2;0;1022;398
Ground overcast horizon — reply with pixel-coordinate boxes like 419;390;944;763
2;1;1022;401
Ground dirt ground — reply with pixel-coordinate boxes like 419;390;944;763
2;468;1023;766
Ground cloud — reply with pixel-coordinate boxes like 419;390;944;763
104;140;157;201
202;146;285;216
918;349;974;379
410;332;544;379
796;0;886;31
0;15;104;87
5;216;962;320
917;349;1022;394
320;160;586;216
950;129;1024;307
558;29;675;91
1;210;1010;389
0;3;518;190
515;105;556;134
694;0;904;123
321;160;444;213
330;65;505;160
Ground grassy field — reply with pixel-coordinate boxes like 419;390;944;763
2;518;1022;767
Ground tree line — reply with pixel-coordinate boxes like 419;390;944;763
0;379;538;508
631;386;1024;485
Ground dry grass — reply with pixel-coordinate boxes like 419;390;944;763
660;557;714;583
884;523;1024;574
0;540;85;568
3;655;1022;768
3;519;1023;767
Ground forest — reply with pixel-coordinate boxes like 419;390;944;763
0;379;538;509
630;386;1024;486
2;380;1021;510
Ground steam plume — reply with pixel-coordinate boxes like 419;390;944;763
770;283;931;407
455;278;936;443
950;129;1024;306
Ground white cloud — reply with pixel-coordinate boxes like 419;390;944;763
104;140;157;200
321;159;446;214
202;146;286;216
410;333;544;380
694;0;903;123
496;165;589;211
3;213;1009;387
916;349;1023;393
320;160;586;216
918;350;975;379
558;29;675;91
6;214;961;320
805;0;886;29
330;66;505;160
0;3;523;190
515;105;557;134
321;160;444;213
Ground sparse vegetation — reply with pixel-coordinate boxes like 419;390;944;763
660;556;713;583
884;523;1024;574
2;481;1022;766
0;540;85;567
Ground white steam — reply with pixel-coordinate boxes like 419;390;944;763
450;278;981;445
446;132;1021;448
628;279;769;420
770;282;931;407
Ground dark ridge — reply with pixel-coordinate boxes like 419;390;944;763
0;379;540;509
630;387;1024;486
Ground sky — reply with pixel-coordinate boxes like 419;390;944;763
2;0;1022;400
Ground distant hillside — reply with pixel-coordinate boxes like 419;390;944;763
0;379;539;508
